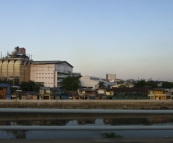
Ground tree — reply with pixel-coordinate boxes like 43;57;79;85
162;82;173;88
0;79;12;85
97;81;105;89
134;80;147;88
147;81;158;88
60;77;81;91
20;80;43;92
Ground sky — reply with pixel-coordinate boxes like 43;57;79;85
0;0;173;81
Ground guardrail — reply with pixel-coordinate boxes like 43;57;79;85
0;126;173;130
0;109;173;131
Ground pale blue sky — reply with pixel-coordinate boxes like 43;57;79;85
0;0;173;81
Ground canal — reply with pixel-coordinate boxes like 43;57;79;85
0;109;173;139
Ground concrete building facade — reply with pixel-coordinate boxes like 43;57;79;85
0;47;32;86
30;61;73;87
80;76;110;89
106;73;116;82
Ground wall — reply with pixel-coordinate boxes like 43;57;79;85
0;100;173;109
0;59;31;86
0;87;6;99
55;62;73;73
30;64;55;87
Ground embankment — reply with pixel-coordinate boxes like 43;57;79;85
0;100;173;109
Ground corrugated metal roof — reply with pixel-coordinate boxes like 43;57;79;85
0;84;10;87
31;61;73;67
107;88;149;92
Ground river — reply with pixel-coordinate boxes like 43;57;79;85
0;109;173;139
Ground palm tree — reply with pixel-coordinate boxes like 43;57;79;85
97;81;105;89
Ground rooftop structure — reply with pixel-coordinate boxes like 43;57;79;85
0;47;32;86
80;76;113;89
106;73;116;82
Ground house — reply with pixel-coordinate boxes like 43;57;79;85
96;89;106;100
59;92;68;100
168;89;173;100
109;82;134;88
12;90;23;100
0;84;11;99
153;88;166;100
106;90;114;100
165;89;172;100
40;87;51;100
148;89;154;100
78;88;96;100
109;88;148;100
50;88;63;100
40;87;67;100
26;91;39;100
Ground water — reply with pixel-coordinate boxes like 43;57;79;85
0;112;173;139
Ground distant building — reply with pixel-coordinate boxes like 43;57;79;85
80;76;111;89
109;82;134;88
106;74;116;82
0;47;32;86
0;47;80;88
107;88;148;100
0;84;11;99
30;61;73;87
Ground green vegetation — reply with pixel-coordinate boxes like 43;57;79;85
97;81;105;89
162;81;173;88
19;80;43;92
134;80;173;88
101;132;123;138
60;76;81;91
0;79;12;85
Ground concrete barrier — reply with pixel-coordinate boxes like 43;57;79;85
0;100;173;109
